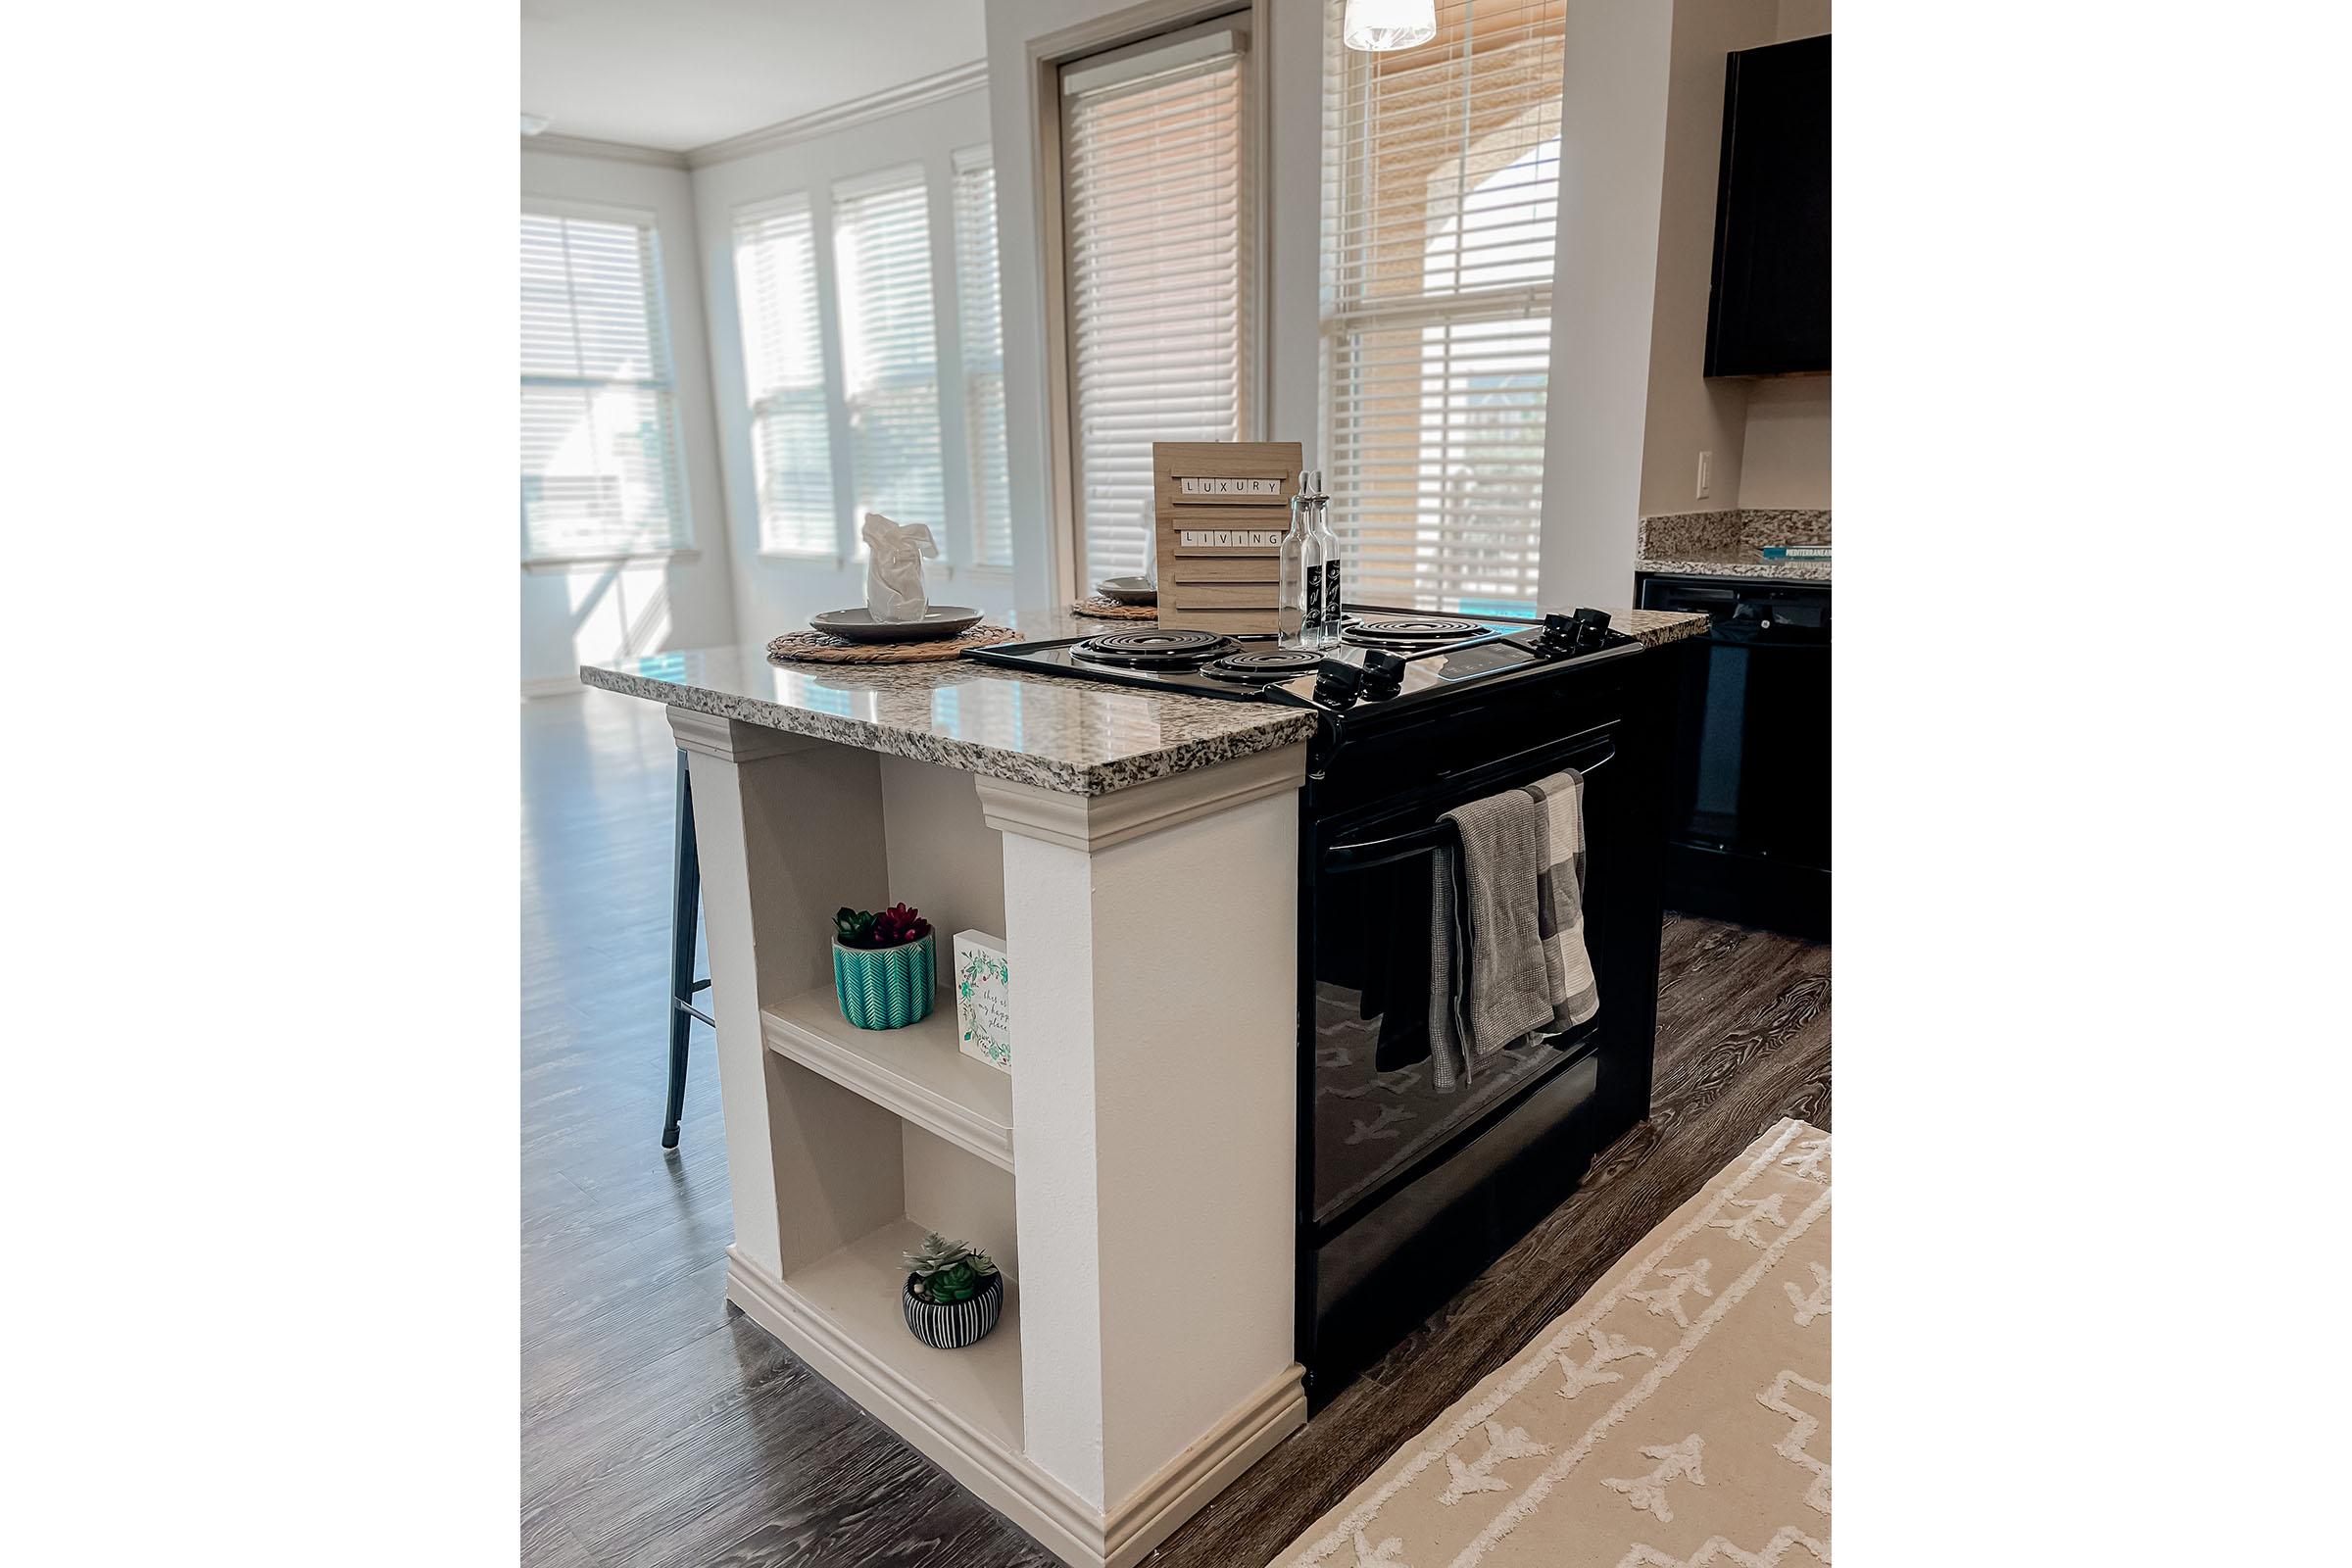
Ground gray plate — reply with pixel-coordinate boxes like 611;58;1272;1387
1095;576;1158;605
809;606;985;642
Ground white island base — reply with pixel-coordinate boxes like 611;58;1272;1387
671;707;1309;1568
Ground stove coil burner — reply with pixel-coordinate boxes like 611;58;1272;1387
1201;648;1328;683
1070;628;1238;668
1341;615;1487;649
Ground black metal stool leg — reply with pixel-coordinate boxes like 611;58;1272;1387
662;750;703;1149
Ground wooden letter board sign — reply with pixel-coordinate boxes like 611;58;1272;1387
1152;440;1302;635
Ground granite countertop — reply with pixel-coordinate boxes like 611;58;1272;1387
1636;509;1832;584
581;607;1707;797
1635;549;1832;582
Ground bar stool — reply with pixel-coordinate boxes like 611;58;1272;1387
664;750;711;1149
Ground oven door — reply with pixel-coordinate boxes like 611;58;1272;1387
1298;716;1642;1399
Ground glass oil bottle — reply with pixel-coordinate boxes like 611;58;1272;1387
1279;469;1333;649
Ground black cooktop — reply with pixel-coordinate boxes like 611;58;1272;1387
963;606;1637;720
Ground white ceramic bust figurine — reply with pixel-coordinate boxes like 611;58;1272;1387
862;512;938;622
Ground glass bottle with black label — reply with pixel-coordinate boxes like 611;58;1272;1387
1308;475;1343;639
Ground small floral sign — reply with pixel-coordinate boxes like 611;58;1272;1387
953;931;1010;1074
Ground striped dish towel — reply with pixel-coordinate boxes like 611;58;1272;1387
1425;768;1601;1092
1526;769;1599;1035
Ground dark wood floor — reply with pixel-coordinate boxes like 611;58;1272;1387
522;689;1831;1568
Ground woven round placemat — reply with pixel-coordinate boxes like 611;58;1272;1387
1070;595;1158;621
766;624;1019;664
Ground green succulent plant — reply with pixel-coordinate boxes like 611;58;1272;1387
901;1231;998;1304
834;903;932;950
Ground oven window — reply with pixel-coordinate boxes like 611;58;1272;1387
1309;850;1560;1226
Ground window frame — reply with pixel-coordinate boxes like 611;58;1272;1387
729;157;1012;577
733;189;849;564
830;162;952;557
1316;0;1567;613
952;145;1015;574
1029;0;1274;606
518;197;694;569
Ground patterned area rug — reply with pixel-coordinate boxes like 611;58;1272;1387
1273;1119;1832;1568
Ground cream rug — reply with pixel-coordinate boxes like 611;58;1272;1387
1273;1118;1832;1568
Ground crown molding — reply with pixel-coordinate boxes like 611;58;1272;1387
685;59;989;170
522;132;691;171
666;708;827;764
976;743;1305;851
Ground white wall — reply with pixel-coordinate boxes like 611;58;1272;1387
690;86;1014;643
520;148;738;690
1638;0;1783;519
1739;376;1831;506
1536;2;1678;608
1779;0;1832;40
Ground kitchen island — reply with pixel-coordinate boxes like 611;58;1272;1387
578;607;1706;1568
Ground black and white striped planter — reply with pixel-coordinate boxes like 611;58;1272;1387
902;1271;1004;1349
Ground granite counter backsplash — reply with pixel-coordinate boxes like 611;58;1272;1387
1638;509;1831;582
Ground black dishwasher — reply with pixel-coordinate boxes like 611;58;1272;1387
1637;575;1829;938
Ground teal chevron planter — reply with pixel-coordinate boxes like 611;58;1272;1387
832;933;935;1030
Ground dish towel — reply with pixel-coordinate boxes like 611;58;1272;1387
1527;769;1601;1037
1427;770;1600;1090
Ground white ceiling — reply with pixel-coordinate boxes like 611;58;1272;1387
521;0;990;154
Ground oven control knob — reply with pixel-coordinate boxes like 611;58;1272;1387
1359;650;1406;700
1312;659;1364;706
1538;613;1580;655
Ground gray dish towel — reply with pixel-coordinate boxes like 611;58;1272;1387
1427;769;1600;1090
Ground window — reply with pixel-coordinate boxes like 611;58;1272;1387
834;167;946;540
1321;0;1564;612
733;195;838;556
1060;20;1254;582
954;150;1013;570
519;210;687;562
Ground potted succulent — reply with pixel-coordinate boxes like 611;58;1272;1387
832;903;935;1029
900;1231;1004;1348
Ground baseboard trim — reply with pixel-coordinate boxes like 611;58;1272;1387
1099;1364;1308;1567
724;1249;1304;1568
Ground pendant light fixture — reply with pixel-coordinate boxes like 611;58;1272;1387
1343;0;1437;52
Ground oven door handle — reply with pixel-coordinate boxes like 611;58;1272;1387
1321;744;1615;873
1436;722;1616;785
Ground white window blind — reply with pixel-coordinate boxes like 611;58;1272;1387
519;211;687;562
734;196;838;556
1321;0;1564;612
954;151;1013;569
1061;23;1254;581
835;167;946;539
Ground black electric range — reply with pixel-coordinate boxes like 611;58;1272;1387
963;605;1639;745
975;601;1674;1407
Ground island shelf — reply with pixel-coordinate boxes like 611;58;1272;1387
761;988;1014;1173
774;1216;1026;1456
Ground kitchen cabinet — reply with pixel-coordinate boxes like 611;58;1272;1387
1705;34;1831;377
